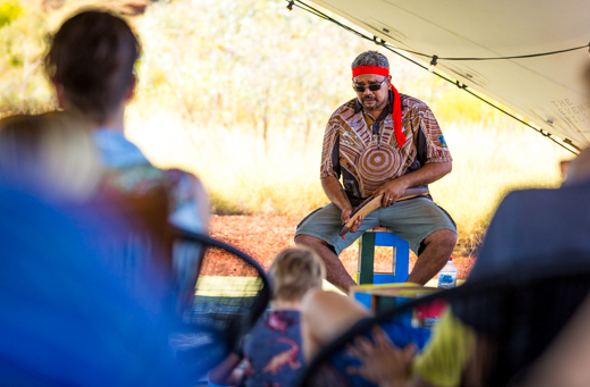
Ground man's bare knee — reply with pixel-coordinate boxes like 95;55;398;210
296;235;354;292
295;234;326;249
424;229;457;252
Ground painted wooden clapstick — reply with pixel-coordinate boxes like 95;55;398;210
339;187;429;236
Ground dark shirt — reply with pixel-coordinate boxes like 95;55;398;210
241;310;305;386
470;180;590;281
451;180;590;386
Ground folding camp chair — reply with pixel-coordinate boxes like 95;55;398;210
170;227;271;380
299;253;590;387
86;190;272;380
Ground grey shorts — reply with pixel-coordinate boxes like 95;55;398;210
294;197;456;256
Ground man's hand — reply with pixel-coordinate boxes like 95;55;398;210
347;326;417;387
374;178;409;208
374;161;452;208
341;207;363;240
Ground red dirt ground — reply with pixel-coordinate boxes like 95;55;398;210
203;215;476;279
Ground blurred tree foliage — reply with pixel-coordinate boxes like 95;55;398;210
135;0;377;150
0;0;54;115
0;0;504;132
0;0;21;27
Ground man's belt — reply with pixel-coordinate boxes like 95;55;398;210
339;187;429;236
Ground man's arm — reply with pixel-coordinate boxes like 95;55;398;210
375;161;452;208
321;176;363;237
301;288;372;362
321;176;351;212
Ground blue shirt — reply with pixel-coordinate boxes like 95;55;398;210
0;183;189;385
242;310;305;386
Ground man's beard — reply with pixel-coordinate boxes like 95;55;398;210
360;96;387;112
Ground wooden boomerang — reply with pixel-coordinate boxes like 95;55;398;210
339;187;429;236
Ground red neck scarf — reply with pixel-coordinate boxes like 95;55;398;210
352;65;406;149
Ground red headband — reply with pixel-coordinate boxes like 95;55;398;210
352;65;389;78
352;65;406;149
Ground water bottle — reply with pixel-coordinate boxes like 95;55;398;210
437;258;457;289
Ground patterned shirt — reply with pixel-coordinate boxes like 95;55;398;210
241;310;304;387
93;129;206;310
320;92;451;204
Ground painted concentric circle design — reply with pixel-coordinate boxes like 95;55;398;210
358;142;401;183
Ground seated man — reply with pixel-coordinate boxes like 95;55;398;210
295;50;457;291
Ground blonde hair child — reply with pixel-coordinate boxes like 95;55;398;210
269;246;326;306
209;247;327;386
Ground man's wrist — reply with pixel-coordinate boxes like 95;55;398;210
394;175;412;191
339;204;353;213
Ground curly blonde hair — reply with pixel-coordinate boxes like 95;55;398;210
269;246;326;301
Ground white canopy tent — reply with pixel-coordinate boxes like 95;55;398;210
301;0;590;152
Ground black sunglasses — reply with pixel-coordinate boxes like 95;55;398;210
352;78;387;93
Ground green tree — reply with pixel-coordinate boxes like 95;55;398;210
0;0;53;115
0;0;21;28
134;0;379;152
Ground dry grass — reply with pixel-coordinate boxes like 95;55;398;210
126;104;573;256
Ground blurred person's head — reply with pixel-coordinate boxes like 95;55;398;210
565;65;590;185
564;147;590;186
0;111;102;201
269;247;325;302
44;10;141;127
